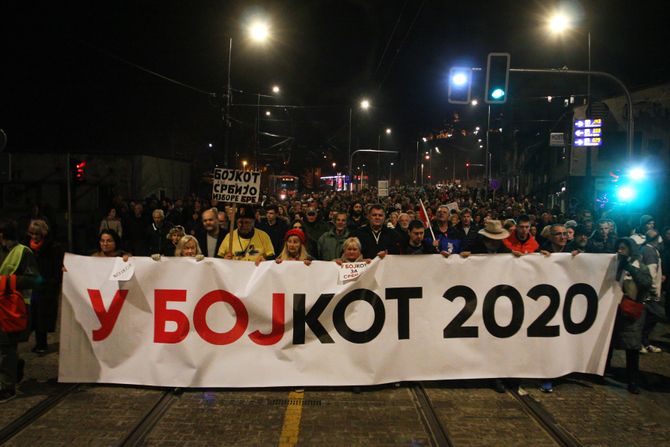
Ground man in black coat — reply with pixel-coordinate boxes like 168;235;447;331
256;204;288;255
196;208;226;257
450;208;479;252
146;209;174;256
354;205;401;259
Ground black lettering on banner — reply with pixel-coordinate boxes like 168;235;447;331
333;289;385;344
483;285;524;338
526;284;560;337
563;283;598;334
292;293;335;344
443;285;479;338
385;287;422;339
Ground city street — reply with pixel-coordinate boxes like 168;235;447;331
2;323;669;446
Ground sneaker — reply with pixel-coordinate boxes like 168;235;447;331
646;345;662;353
639;346;649;354
540;381;554;393
0;388;17;403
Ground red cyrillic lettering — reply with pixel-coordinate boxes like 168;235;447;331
154;289;190;344
88;289;128;341
249;293;285;345
193;290;248;345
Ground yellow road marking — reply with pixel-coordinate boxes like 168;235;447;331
278;390;304;447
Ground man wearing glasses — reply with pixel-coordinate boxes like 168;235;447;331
540;224;570;255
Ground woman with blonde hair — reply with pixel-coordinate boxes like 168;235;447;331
276;228;312;265
335;237;374;265
174;235;204;260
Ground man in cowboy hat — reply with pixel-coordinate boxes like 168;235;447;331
460;220;511;257
218;204;274;264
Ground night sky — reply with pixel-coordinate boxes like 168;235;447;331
4;0;669;172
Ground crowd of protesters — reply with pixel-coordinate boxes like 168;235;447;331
1;184;668;402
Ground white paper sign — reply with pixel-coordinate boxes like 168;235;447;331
446;201;459;213
339;262;368;282
212;168;261;203
108;257;134;281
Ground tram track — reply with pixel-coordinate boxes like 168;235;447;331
508;386;584;447
116;388;182;447
0;383;79;444
410;382;454;447
410;381;585;447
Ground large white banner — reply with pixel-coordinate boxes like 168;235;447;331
60;253;621;387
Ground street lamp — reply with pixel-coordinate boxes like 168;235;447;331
255;85;280;170
223;17;271;167
546;10;591;104
377;127;392;184
242;160;248;171
348;98;371;189
249;21;270;42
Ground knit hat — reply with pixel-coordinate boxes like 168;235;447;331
639;214;654;227
285;228;306;244
564;220;578;229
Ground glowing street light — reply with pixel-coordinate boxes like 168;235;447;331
471;99;479;106
249;21;270;42
360;99;370;110
242;160;248;170
265;110;271;116
385;128;392;135
547;12;571;34
272;85;280;93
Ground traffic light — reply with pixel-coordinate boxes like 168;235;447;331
448;67;472;104
485;53;510;104
71;159;86;183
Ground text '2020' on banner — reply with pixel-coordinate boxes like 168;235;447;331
60;253;621;387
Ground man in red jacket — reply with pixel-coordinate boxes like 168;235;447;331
503;215;539;256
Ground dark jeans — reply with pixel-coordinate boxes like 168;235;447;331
0;330;18;389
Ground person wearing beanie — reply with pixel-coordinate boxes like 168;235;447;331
567;225;589;254
276;228;312;265
564;220;578;241
631;214;656;247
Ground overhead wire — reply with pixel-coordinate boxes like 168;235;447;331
377;0;426;92
80;41;216;98
373;0;409;78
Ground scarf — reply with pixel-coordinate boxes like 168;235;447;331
30;239;44;253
